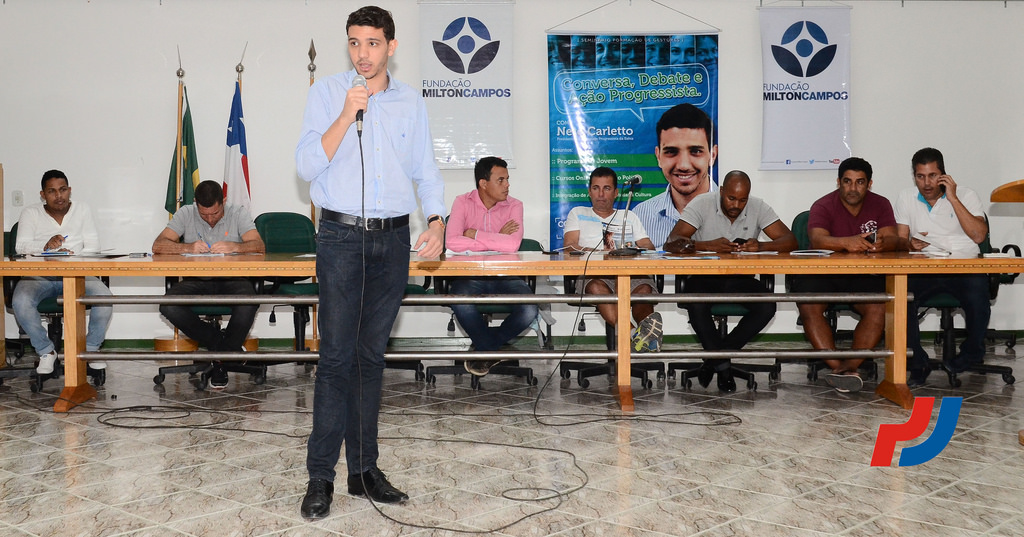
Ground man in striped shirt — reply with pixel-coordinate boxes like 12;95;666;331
633;103;717;248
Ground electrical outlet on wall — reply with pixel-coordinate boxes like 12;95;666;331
12;190;23;207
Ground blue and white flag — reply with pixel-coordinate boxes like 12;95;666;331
223;80;250;210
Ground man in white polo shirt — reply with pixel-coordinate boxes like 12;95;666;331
895;147;990;386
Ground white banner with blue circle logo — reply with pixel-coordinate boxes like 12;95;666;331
420;1;514;169
760;7;851;171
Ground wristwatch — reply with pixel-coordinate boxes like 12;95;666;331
427;214;445;229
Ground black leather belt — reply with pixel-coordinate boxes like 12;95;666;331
321;209;409;231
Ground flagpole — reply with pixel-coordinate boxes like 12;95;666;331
174;63;185;219
307;39;317;223
307;39;320;352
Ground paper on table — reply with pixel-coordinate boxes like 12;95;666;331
735;251;779;255
444;249;506;256
790;249;834;256
182;252;226;257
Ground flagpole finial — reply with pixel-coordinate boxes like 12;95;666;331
176;45;185;79
236;42;247;80
308;39;317;75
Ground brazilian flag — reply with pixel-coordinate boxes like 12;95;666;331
166;87;200;214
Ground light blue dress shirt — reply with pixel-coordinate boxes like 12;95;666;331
295;70;445;221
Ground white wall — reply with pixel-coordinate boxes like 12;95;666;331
3;0;1024;341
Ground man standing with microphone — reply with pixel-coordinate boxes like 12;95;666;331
295;5;445;519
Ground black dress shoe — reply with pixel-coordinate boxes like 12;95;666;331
347;467;409;503
717;368;736;392
697;366;715;388
300;478;333;519
907;366;932;388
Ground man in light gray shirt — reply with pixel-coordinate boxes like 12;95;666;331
666;170;797;391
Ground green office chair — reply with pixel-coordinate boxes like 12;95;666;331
667;274;781;391
254;212;318;351
428;237;547;389
786;211;877;382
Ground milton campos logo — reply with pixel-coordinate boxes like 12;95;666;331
871;397;963;466
432;17;500;74
771;20;837;77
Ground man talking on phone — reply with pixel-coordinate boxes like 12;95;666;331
895;147;990;386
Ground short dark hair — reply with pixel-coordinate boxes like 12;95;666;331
347;5;395;41
838;157;873;181
589;166;618;187
912;147;945;175
656;103;714;147
474;156;508;187
194;180;225;208
41;169;68;190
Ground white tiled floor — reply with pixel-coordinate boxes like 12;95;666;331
1;341;1022;536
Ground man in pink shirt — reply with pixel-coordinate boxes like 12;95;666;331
446;157;538;373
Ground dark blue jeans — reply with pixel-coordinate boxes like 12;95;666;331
449;277;538;351
306;219;410;483
159;278;258;351
908;274;991;369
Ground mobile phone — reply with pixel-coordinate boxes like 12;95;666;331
568;250;585;256
940;183;946;194
866;231;876;244
733;238;747;245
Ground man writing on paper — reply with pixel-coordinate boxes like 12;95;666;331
792;157;903;393
13;169;111;375
563;167;663;352
665;170;797;391
446;156;538;375
152;180;265;389
896;147;990;386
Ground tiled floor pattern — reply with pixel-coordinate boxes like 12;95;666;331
1;341;1023;536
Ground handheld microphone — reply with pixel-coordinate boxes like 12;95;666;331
352;75;367;136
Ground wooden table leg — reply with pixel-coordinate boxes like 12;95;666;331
876;273;913;409
615;274;634;412
55;276;97;412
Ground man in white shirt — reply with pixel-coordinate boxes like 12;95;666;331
895;147;990;386
563;167;662;352
13;170;111;375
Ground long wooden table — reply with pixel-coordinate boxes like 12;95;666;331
2;251;1021;412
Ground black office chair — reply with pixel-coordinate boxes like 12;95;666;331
4;223;106;389
787;211;878;382
917;226;1019;387
427;238;548;389
667;274;781;391
559;274;666;390
2;228;40;391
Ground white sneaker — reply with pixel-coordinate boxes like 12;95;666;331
89;361;107;370
36;351;58;375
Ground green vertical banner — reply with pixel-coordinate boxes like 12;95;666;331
547;33;718;249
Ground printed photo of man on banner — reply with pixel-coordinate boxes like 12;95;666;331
547;32;719;250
